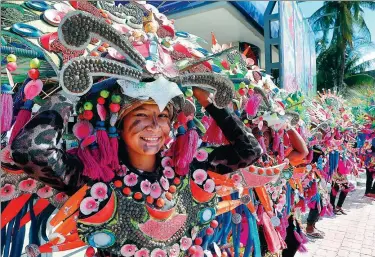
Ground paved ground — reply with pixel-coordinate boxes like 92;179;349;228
295;186;375;257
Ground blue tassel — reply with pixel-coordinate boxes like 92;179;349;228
29;197;40;246
39;205;56;242
213;215;223;243
1;201;10;256
286;183;292;215
10;201;29;257
232;192;241;257
221;212;232;245
3;216;15;257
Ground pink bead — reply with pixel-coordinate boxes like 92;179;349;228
6;62;17;72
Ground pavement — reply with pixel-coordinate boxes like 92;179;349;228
295;185;375;257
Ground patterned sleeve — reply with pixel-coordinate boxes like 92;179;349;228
10;94;86;195
193;104;262;174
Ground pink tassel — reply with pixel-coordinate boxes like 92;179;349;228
78;146;101;180
279;141;285;160
258;135;267;154
283;132;290;146
272;130;280;152
294;230;303;244
300;231;308;244
90;145;101;160
109;136;120;171
245;94;262;116
306;149;313;163
298;244;308;253
1;90;13;133
203;116;229;145
201;115;210;130
320;206;327;217
307;201;316;209
97;104;107;121
175;121;198;176
96;129;112;166
9;108;31;145
99;163;115;182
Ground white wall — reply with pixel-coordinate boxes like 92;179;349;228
169;2;279;69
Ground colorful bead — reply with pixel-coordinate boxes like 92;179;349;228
169;185;176;194
85;247;95;257
109;103;120;113
91;51;99;57
266;168;273;176
185;88;193;97
6;62;17;72
173;177;181;185
84;102;93;110
100;90;110;98
97;46;106;52
28;69;40;80
188;246;197;255
114;180;122;188
238;88;246;96
133;192;143;200
83;110;94;120
29;58;41;69
156;198;165;208
165;192;173;201
249;166;256;173
111;94;121;103
258;168;264;175
122;187;131;196
210;220;218;228
146;196;154;204
206;227;214;235
194;237;203;245
6;54;17;63
97;97;105;105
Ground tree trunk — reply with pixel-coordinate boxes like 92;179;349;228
338;46;346;89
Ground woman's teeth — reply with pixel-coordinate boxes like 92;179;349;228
142;137;160;142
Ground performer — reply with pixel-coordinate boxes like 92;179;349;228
1;3;268;256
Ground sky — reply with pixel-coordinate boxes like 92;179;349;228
299;1;375;70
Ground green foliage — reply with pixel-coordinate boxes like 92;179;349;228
311;1;375;90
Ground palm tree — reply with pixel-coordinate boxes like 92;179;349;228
310;1;375;88
316;40;375;91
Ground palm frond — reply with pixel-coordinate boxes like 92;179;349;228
355;15;371;42
348;59;375;74
360;1;375;11
344;74;375;87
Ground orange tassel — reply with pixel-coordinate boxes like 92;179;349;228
39;235;85;253
294;167;306;174
254;186;272;213
50;185;89;227
246;197;256;214
285;147;293;156
216;199;242;216
20;198;50;228
207;171;235;187
1;193;32;229
54;211;79;236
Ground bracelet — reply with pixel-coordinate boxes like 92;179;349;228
12;23;42;38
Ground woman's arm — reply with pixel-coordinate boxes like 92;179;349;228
286;127;309;166
193;88;262;174
10;94;86;195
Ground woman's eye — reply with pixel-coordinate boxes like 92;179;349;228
136;113;148;117
158;114;169;118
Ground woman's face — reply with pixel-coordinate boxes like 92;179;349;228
122;104;171;155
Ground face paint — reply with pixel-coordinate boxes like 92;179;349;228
122;104;171;156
